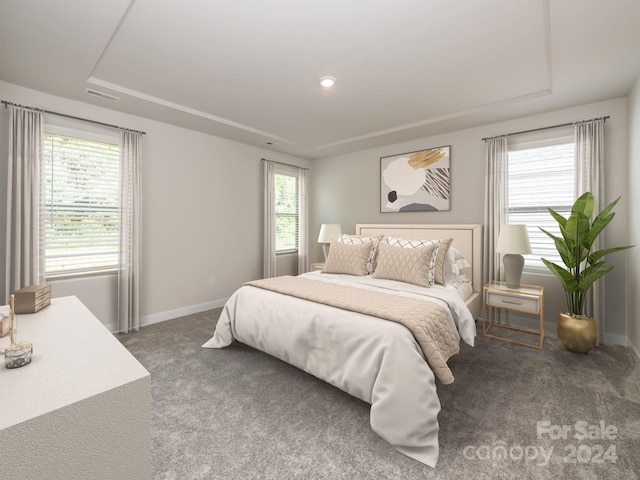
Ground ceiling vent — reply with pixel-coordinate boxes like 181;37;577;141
85;88;120;102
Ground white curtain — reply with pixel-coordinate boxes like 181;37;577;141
118;130;142;333
5;105;45;302
263;160;277;278
483;136;509;286
575;118;605;343
297;168;308;275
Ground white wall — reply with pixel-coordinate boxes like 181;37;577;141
0;81;311;330
628;75;640;360
310;97;631;344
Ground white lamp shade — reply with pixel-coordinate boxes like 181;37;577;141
496;224;532;254
317;224;342;243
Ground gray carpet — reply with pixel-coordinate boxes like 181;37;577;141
118;310;640;480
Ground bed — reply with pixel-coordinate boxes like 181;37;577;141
203;224;482;467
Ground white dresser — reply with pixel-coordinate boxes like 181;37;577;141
0;296;151;480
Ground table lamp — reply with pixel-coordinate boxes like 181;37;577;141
317;224;342;261
496;224;531;288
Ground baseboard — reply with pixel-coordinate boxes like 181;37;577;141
489;315;628;346
628;340;640;364
107;297;229;333
603;332;627;346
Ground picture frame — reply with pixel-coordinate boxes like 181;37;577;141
380;145;451;212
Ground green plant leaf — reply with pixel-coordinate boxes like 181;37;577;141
541;258;578;292
583;197;620;249
564;211;590;264
540;227;574;268
583;213;614;251
547;208;568;229
572;192;595;217
588;245;634;264
578;262;613;293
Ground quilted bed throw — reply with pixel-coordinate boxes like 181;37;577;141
246;275;460;384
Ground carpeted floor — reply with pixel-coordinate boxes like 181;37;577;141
118;309;640;480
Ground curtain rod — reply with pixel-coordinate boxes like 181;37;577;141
261;158;309;171
1;100;146;135
482;116;609;142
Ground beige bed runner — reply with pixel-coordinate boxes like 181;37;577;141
246;276;460;384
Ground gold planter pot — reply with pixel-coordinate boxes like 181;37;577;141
557;313;597;354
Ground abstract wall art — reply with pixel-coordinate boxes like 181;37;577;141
380;146;451;212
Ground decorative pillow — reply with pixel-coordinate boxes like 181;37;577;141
384;237;440;285
338;234;381;274
372;241;438;287
445;246;471;275
385;236;453;285
322;240;372;276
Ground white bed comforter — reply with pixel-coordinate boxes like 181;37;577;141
202;272;476;467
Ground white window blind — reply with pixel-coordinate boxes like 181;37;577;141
507;139;575;270
43;132;120;275
274;173;299;253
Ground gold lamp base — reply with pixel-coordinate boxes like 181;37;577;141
557;313;597;354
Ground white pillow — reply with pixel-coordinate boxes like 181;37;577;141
445;246;471;274
338;234;381;274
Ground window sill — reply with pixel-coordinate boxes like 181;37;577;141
523;267;554;277
276;250;299;256
46;268;118;282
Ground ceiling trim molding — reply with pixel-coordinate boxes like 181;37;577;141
88;0;138;80
314;88;552;151
86;76;297;145
86;0;553;152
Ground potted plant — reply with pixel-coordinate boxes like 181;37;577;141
540;192;633;353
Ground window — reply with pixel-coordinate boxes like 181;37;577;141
274;172;299;253
507;137;575;270
43;132;120;276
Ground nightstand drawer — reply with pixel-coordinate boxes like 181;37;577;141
486;291;540;314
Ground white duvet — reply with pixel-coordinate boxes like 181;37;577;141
203;272;476;467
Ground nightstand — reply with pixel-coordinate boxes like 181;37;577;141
483;280;544;349
310;262;325;272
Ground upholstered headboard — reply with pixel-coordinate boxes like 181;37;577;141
355;224;483;318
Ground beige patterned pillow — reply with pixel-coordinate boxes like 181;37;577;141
372;241;438;287
322;240;371;276
385;236;453;285
338;234;381;274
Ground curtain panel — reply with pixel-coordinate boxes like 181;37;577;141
118;130;142;333
297;168;308;275
483;136;509;286
5;106;45;302
575;118;605;343
263;161;277;278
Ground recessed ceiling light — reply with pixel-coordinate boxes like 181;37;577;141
319;76;336;88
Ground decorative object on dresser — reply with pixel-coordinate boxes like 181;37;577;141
0;310;9;337
496;224;531;288
12;284;51;314
540;192;634;353
317;223;342;260
3;294;34;368
380;146;451;212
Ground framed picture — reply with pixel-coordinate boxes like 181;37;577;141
380;145;451;212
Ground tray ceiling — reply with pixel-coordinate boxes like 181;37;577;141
1;0;639;158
